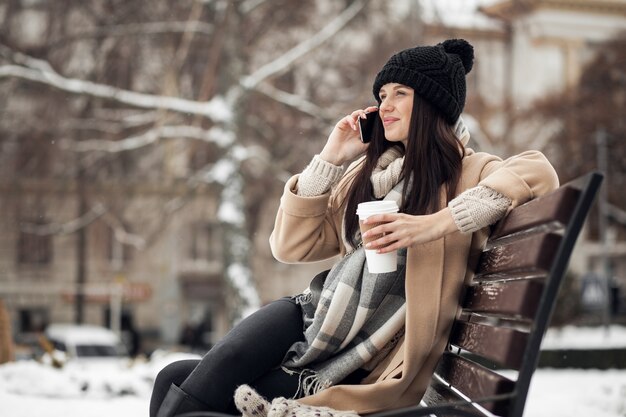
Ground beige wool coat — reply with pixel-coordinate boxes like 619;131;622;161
269;146;559;414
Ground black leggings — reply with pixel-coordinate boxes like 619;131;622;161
149;297;305;416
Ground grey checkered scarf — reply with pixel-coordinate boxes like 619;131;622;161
281;180;407;397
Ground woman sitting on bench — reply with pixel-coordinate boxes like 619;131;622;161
150;38;559;417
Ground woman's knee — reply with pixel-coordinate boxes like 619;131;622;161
154;359;199;388
150;359;200;417
195;298;303;374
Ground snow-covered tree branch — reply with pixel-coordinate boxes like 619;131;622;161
67;125;235;152
20;204;107;236
0;0;394;330
47;19;216;59
0;0;368;132
51;21;215;43
254;83;333;120
239;0;270;14
0;47;232;122
100;212;148;250
240;0;369;90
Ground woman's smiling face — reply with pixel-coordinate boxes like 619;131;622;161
378;83;414;145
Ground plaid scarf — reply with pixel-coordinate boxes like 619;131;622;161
281;181;407;396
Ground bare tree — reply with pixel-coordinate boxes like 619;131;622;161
0;0;419;325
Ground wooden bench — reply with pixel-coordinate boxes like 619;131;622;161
371;172;604;417
189;172;603;417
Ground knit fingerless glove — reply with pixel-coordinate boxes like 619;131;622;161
296;155;344;197
448;186;512;234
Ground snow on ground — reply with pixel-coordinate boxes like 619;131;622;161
541;324;626;350
0;349;200;417
1;327;626;417
522;369;626;417
3;366;625;417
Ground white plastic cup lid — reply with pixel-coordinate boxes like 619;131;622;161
356;201;399;219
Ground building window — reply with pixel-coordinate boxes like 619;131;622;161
18;308;49;333
15;132;52;178
190;222;223;263
17;223;52;265
179;303;216;350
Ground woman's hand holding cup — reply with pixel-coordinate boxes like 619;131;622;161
361;208;458;254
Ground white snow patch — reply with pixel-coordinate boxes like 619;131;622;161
207;126;236;147
206;159;237;184
203;95;233;123
0;350;201;402
217;200;245;225
227;263;261;313
541;325;626;350
523;369;626;417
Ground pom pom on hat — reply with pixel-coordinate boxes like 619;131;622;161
441;39;474;74
372;38;475;123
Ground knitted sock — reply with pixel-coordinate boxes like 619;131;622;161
234;385;270;417
268;397;360;417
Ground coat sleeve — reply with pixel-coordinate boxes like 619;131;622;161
269;174;344;264
476;150;559;211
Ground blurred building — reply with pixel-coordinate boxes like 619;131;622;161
0;163;235;355
420;0;626;317
420;0;626;145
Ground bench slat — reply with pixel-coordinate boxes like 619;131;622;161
475;233;562;279
449;321;528;369
422;376;466;405
463;280;544;320
489;186;580;241
435;352;515;415
422;377;483;416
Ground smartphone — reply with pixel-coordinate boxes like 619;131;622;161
358;110;378;143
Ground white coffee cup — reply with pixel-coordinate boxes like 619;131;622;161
356;201;399;273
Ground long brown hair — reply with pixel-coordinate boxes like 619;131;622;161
343;95;465;248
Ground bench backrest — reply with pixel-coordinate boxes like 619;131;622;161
422;172;603;417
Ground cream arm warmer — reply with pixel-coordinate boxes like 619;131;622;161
448;186;512;234
296;155;344;197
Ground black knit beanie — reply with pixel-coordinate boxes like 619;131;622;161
372;39;474;124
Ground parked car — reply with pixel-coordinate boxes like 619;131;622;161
45;324;128;361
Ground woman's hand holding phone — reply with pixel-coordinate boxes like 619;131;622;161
358;109;378;143
320;106;378;166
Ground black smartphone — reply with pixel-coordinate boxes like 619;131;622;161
358;111;378;143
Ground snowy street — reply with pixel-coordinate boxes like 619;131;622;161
1;326;626;417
